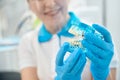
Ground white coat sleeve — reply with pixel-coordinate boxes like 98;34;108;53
18;32;37;70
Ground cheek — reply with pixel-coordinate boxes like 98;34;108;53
35;6;44;14
29;3;37;12
30;5;44;18
59;1;68;13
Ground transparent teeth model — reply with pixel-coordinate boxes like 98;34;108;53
68;24;103;51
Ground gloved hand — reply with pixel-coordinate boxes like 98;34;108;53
55;42;86;80
82;24;114;80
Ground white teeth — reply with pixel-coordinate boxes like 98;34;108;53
68;24;103;51
68;25;84;37
68;25;84;50
69;39;83;48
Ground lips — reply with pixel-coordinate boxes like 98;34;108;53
44;8;61;16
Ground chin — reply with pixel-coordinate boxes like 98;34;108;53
48;19;63;26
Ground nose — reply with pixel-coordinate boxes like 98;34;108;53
44;0;56;9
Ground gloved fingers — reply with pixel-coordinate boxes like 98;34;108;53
84;32;111;51
82;40;108;59
65;48;83;73
92;24;113;43
56;42;69;66
81;22;90;28
85;49;101;65
82;40;114;69
77;59;86;75
71;53;86;74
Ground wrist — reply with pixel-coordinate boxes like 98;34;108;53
90;63;109;80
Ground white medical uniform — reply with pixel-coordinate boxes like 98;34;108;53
18;23;118;80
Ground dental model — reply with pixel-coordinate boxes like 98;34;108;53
68;23;103;51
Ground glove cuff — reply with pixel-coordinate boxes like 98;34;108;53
90;63;110;80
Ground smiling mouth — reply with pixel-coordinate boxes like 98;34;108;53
44;8;61;16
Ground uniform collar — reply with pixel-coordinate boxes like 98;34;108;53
38;12;81;42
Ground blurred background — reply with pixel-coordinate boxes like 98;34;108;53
0;0;120;80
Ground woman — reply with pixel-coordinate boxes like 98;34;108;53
18;0;117;80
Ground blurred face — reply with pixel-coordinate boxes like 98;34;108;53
28;0;69;34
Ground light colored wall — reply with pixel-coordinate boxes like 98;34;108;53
87;0;120;79
106;0;120;80
0;0;28;71
0;0;28;37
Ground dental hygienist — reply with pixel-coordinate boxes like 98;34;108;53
18;0;118;80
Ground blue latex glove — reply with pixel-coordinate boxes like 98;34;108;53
55;42;86;80
82;24;114;80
